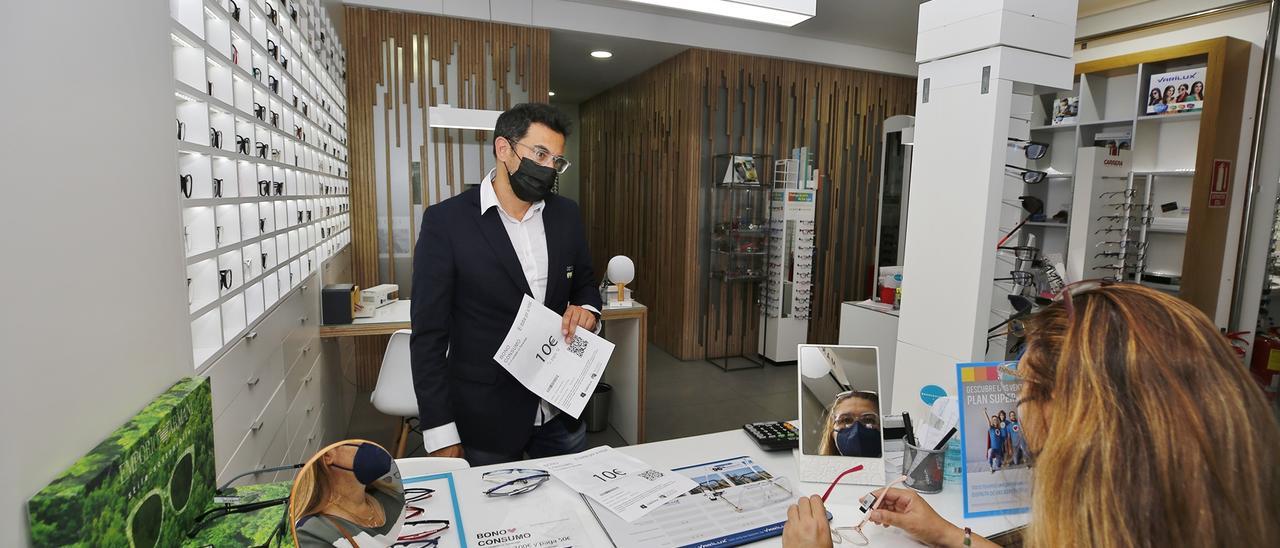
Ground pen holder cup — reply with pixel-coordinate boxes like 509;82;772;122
902;441;946;494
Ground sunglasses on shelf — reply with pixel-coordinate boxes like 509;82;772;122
180;174;194;198
255;142;268;158
257;179;270;196
1005;164;1048;184
210;128;223;149
273;181;285;195
253;102;266;120
236;135;250;154
1099;189;1136;199
219;269;233;290
1007;137;1049;160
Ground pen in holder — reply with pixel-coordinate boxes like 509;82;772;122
902;440;946;494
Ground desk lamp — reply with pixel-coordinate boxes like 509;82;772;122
605;255;635;308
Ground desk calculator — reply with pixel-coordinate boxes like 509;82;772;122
743;421;799;451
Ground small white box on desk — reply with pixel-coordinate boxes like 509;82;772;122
360;284;399;309
917;0;1079;63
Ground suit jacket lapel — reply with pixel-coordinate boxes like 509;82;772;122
475;207;533;297
542;200;563;307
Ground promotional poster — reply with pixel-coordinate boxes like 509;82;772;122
1145;67;1207;115
956;362;1031;518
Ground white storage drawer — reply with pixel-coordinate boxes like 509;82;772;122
284;336;322;405
282;326;318;386
217;381;288;486
206;291;303;420
285;353;323;447
212;345;287;467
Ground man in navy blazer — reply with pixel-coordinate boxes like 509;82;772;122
410;103;603;466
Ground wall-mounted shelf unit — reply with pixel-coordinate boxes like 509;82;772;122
172;0;350;371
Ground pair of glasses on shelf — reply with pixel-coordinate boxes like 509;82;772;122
219;269;234;289
258;217;267;233
228;0;240;21
177;119;186;140
258;179;271;196
1097;215;1155;225
212;178;224;198
281;56;289;70
294;125;304;139
274;181;285;195
266;4;279;26
231;44;239;65
995;270;1034;286
256;142;269;159
1095;251;1145;260
254;102;266;120
1095;226;1138;235
998;245;1039;261
210;128;223;149
236;135;250;154
1097;240;1146;250
1099;189;1137;199
1106;202;1152;212
252;67;262;81
1007;137;1049;160
260;252;269;269
1005;165;1049;184
269;76;280;94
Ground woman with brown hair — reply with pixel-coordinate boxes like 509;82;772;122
782;283;1280;547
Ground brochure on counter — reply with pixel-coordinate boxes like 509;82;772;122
541;446;697;523
494;295;616;419
401;472;470;548
582;456;795;548
956;362;1031;518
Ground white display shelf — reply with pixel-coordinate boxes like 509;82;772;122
1025;222;1069;229
1133;169;1195;177
1079;117;1136;127
173;0;348;370
1136;111;1202;123
1147;218;1189;234
1031;123;1076;132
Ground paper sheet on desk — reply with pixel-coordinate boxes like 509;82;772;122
541;446;696;523
494;295;615;418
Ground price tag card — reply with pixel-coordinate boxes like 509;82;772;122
540;446;696;522
493;295;616;418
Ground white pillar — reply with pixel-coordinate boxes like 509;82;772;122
890;0;1078;418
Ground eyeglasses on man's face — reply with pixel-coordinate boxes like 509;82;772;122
509;139;571;174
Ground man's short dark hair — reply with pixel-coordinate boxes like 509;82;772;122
493;102;571;157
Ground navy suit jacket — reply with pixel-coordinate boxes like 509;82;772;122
409;186;602;455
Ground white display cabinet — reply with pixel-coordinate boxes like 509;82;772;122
172;0;349;370
759;186;818;363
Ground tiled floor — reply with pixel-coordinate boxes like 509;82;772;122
344;343;798;456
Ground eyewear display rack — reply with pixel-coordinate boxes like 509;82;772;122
758;161;818;364
1033;37;1252;316
171;0;350;370
704;153;772;371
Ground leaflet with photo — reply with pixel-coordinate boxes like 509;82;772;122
956;362;1032;518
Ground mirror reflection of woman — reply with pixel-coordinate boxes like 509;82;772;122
817;391;882;458
291;442;406;547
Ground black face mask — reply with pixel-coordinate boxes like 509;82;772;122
506;156;558;203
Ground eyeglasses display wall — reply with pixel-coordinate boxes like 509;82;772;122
171;0;349;370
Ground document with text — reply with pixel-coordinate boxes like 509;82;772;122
541;446;696;523
493;295;616;419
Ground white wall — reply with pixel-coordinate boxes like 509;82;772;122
346;0;919;75
0;2;192;546
1074;3;1271;326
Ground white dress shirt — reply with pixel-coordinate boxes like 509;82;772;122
423;169;598;453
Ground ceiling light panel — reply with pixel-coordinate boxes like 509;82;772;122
619;0;816;27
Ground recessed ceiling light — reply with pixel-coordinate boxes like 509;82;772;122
618;0;814;27
590;50;613;59
548;91;556;96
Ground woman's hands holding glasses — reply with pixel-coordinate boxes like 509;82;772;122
861;487;965;547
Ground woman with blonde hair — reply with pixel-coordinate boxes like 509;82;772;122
291;441;407;547
817;390;882;458
783;283;1280;547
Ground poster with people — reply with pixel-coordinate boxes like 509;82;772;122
956;362;1031;518
1145;67;1207;115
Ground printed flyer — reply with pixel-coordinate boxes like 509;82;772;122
956;362;1031;518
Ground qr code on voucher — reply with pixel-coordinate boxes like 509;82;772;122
637;469;664;482
567;335;588;357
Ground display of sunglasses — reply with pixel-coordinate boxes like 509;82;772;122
1095;226;1138;235
1098;240;1147;250
998;245;1039;261
266;5;279;25
273;181;284;195
253;102;266;120
1007;137;1049;160
180;174;193;198
1005;164;1048;184
1095;251;1145;260
995;270;1034;286
229;0;240;21
177;119;186;140
219;268;233;289
1097;214;1154;224
210;128;223;149
236;135;250;154
212;178;224;198
255;142;268;158
257;179;270;196
269;76;279;94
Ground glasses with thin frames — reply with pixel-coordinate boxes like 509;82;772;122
994;270;1034;286
999;245;1039;261
1005;165;1048;184
1007;138;1049;160
180;174;194;198
482;468;550;497
509;139;571;174
1099;189;1136;199
830;475;910;545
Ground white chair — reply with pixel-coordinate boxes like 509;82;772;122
370;329;420;457
396;456;470;479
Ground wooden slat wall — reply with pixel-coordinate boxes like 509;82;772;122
343;7;549;387
581;49;915;360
